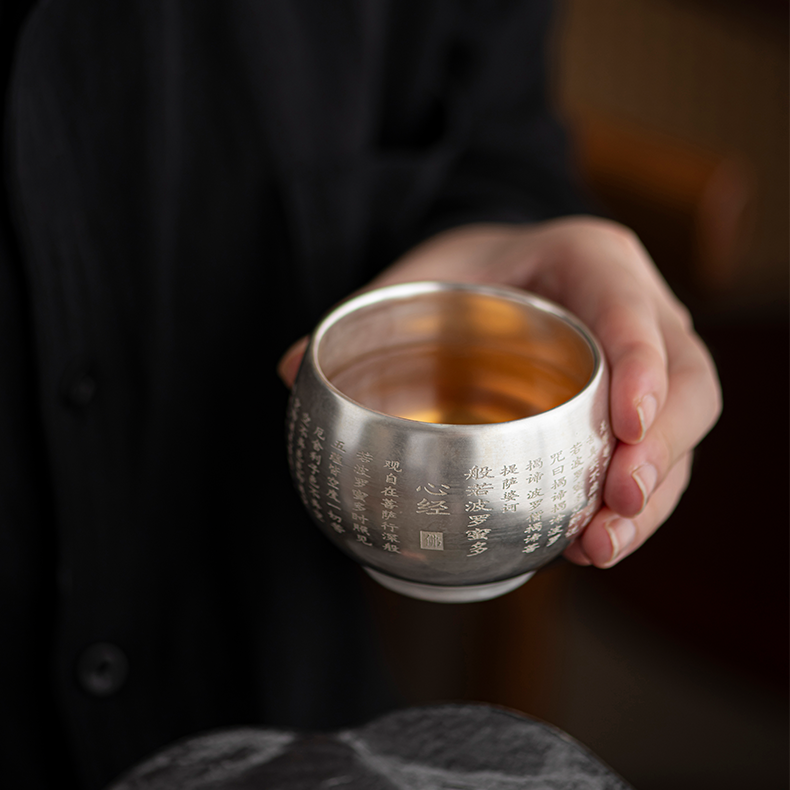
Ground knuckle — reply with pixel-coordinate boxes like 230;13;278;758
709;371;724;427
671;299;695;333
671;452;694;499
651;421;677;476
606;221;643;252
554;216;644;257
595;218;643;251
597;302;661;358
689;336;723;428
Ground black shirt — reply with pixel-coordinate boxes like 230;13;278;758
1;1;586;787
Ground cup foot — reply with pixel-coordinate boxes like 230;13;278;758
363;568;535;603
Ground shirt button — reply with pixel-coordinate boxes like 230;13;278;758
60;358;97;407
77;643;128;697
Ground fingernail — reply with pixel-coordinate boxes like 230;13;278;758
636;394;658;441
632;463;658;512
603;518;636;566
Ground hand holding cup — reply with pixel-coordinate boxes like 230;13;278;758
280;217;722;597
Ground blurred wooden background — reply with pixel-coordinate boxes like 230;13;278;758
366;2;789;788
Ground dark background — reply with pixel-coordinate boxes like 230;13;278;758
363;2;789;788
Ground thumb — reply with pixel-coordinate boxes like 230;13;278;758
277;336;309;388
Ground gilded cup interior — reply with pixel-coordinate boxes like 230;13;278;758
313;286;596;425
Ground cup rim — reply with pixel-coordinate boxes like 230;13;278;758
306;280;606;431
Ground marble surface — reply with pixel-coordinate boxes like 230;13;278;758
108;703;634;789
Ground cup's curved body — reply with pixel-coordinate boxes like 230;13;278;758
287;282;613;602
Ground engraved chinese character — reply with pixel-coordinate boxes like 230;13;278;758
468;514;490;527
416;498;450;516
328;512;343;533
465;481;494;497
417;483;450;497
465;465;494;480
465;499;493;513
466;528;492;541
524;523;541;534
467;541;488;556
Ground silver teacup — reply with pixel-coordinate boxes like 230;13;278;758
287;282;613;602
